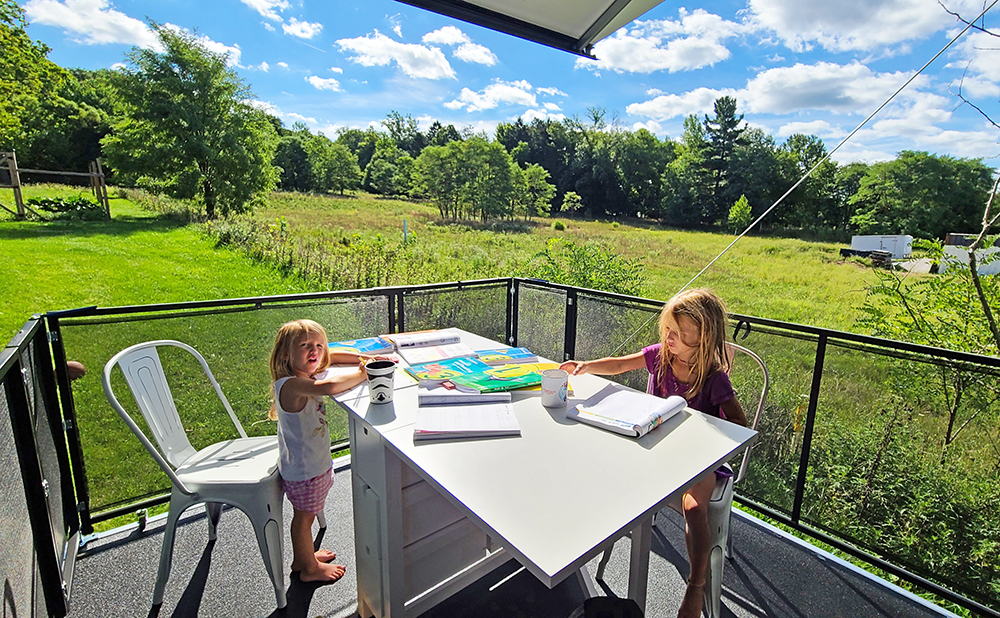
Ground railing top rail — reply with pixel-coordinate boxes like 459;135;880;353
46;278;512;321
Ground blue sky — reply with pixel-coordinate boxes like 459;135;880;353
22;0;1000;165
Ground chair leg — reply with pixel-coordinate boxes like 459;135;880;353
704;545;724;618
252;515;287;608
596;548;612;581
316;510;327;530
248;483;287;609
206;502;223;542
152;499;185;606
725;510;733;560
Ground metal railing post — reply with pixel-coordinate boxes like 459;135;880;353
563;288;578;362
507;278;518;346
45;314;94;535
792;333;826;523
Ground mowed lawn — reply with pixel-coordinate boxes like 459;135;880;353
1;187;318;342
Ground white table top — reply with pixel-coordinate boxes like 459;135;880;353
345;328;758;587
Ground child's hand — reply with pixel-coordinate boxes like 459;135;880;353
559;360;588;376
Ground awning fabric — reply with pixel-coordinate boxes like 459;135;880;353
394;0;665;57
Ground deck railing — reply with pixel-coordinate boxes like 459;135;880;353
3;278;999;617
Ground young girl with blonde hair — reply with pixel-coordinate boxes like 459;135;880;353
269;319;369;583
560;288;747;618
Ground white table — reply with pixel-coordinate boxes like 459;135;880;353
340;328;758;618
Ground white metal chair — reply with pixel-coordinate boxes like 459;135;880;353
595;342;769;618
102;340;298;610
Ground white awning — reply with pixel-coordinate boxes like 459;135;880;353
394;0;666;57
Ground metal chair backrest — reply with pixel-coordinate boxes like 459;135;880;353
103;340;248;471
645;341;769;485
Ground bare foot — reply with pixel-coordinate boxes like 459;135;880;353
291;549;337;572
298;561;346;583
677;580;704;618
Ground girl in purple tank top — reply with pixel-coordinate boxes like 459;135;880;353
560;289;747;618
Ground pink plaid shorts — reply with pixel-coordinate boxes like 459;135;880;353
281;467;334;513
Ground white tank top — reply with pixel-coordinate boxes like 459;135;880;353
274;373;332;481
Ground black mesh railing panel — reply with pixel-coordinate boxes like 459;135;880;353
59;295;389;513
515;283;566;363
0;378;38;618
575;293;660;391
801;340;1000;609
726;326;817;515
401;284;507;344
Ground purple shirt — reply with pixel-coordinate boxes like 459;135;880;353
642;344;736;419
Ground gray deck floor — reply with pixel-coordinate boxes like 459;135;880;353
68;458;956;618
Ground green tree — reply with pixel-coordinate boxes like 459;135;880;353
336;127;379;170
307;134;360;194
661;114;712;226
381;111;426;157
618;128;676;218
522;163;556;218
0;0;67;149
727;128;782;225
561;191;582;212
778;133;838;229
16;68;114;173
102;22;278;218
849;151;993;239
728;194;752;233
274;132;312;192
703;96;746;221
413;141;467;218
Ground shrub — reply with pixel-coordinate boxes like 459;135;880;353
26;196;105;220
552;220;565;231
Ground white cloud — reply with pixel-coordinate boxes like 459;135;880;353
277;61;289;69
445;79;537;112
746;0;981;52
627;86;735;120
776;120;844;138
387;13;403;37
742;61;919;115
25;0;158;47
422;26;497;65
262;22;275;32
522;109;566;122
423;26;470;45
110;61;125;70
578;9;744;74
454;43;498;65
633;120;664;135
329;66;344;74
284;111;319;125
306;75;341;91
543;102;562;111
337;31;455;79
239;0;289;21
247;61;269;72
537;86;568;97
283;17;323;39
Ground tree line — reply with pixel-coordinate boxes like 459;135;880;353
1;1;995;238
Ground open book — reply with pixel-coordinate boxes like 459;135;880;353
328;336;395;355
413;403;521;441
405;356;492;387
398;342;477;365
475;347;538;365
568;384;686;438
449;365;543;393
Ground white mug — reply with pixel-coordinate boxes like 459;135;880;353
366;360;396;404
540;369;569;407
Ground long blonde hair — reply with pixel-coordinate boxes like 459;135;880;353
657;288;730;400
268;319;330;420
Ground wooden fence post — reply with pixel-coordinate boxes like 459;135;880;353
4;151;26;218
95;158;110;219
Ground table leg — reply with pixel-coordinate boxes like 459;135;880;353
627;517;652;612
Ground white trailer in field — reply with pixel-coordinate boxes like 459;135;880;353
850;235;913;259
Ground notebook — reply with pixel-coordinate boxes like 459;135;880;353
413;403;521;441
